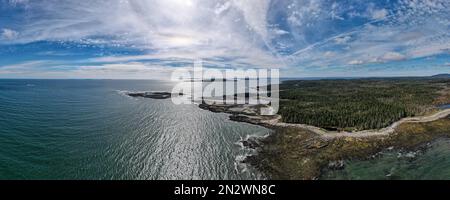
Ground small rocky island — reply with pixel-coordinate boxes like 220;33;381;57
126;92;183;99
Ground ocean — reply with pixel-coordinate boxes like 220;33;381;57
1;79;449;180
0;79;270;180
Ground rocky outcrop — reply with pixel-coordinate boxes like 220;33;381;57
127;92;183;99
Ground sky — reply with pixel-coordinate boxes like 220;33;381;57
0;0;449;79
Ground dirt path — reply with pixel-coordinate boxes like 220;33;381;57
262;109;450;139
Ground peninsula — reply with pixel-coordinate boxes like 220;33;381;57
198;76;450;179
128;76;450;179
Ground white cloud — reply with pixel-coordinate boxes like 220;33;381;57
323;51;335;58
272;29;289;35
1;29;18;40
334;36;351;44
0;61;186;79
348;60;364;65
88;45;282;69
407;42;450;58
74;62;178;78
286;0;323;29
1;0;450;78
1;0;284;69
289;0;450;70
330;2;344;20
214;1;231;15
0;60;64;77
379;52;406;62
232;0;271;40
371;9;388;20
0;60;48;71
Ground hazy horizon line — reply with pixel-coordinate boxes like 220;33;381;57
0;73;448;81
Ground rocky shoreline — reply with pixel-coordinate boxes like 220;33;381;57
244;117;450;179
197;102;450;180
127;92;450;179
198;103;278;126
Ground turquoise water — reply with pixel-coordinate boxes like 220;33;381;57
322;139;450;180
0;79;271;180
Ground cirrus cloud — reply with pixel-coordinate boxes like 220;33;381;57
0;0;449;78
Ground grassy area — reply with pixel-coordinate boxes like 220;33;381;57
278;78;450;131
